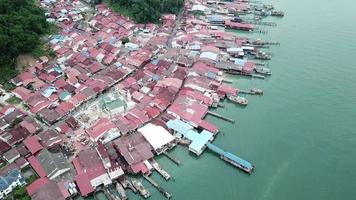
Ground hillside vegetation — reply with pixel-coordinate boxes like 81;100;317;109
0;0;50;83
106;0;184;23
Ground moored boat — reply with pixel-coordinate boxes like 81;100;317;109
227;95;248;105
255;67;272;75
271;11;285;17
131;178;150;199
116;182;127;200
250;88;263;95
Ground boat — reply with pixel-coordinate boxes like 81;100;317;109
116;182;127;200
255;52;271;60
227;95;248;106
119;177;137;193
255;67;272;75
250;88;263;95
271;11;285;17
131;178;150;198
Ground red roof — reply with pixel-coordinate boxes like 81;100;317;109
87;118;118;141
57;181;71;199
131;161;149;174
27;177;50;195
28;156;46;177
75;173;94;196
23;136;43;155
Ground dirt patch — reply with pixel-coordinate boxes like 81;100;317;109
16;54;36;72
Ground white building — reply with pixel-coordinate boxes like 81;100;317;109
138;123;176;155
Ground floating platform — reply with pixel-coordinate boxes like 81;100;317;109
206;143;254;174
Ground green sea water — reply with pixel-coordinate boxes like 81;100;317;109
90;0;356;199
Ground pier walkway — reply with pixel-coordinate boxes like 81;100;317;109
207;111;235;123
206;143;254;174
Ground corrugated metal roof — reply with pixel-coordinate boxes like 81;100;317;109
166;119;193;135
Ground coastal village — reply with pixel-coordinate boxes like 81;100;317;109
0;0;283;199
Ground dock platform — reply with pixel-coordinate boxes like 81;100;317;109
207;111;235;123
163;151;181;166
151;159;171;180
143;175;172;199
206;143;254;173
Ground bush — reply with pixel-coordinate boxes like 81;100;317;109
121;37;130;44
5;96;22;105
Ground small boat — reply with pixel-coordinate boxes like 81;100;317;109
227;95;248;106
255;67;272;75
116;182;127;200
271;11;285;17
131;178;150;199
255;52;271;60
250;88;263;95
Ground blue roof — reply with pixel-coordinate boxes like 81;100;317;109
166;119;193;135
109;37;117;45
206;71;216;79
207;143;253;169
224;152;253;169
206;143;225;155
208;15;224;22
185;130;213;153
152;74;160;81
151;59;159;65
81;49;89;57
0;169;25;191
114;62;123;68
53;66;64;74
232;58;247;66
42;86;57;98
51;34;64;41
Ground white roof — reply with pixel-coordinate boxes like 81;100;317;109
227;47;244;52
192;4;207;12
200;52;218;61
138;123;175;151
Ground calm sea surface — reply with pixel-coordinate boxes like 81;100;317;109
88;0;356;199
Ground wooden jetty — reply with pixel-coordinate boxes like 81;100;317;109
163;151;181;166
207;111;235;123
143;175;172;199
239;89;263;95
151;159;171;180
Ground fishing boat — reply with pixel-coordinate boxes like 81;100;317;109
116;182;127;200
227;95;248;105
255;67;272;75
131;178;150;199
250;88;263;95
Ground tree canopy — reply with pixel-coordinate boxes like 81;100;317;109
107;0;184;23
0;0;49;83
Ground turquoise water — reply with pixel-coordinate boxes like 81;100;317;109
92;0;356;199
149;0;356;199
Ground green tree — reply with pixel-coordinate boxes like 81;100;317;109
0;0;50;83
121;37;130;44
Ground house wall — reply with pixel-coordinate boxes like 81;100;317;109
90;173;112;188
